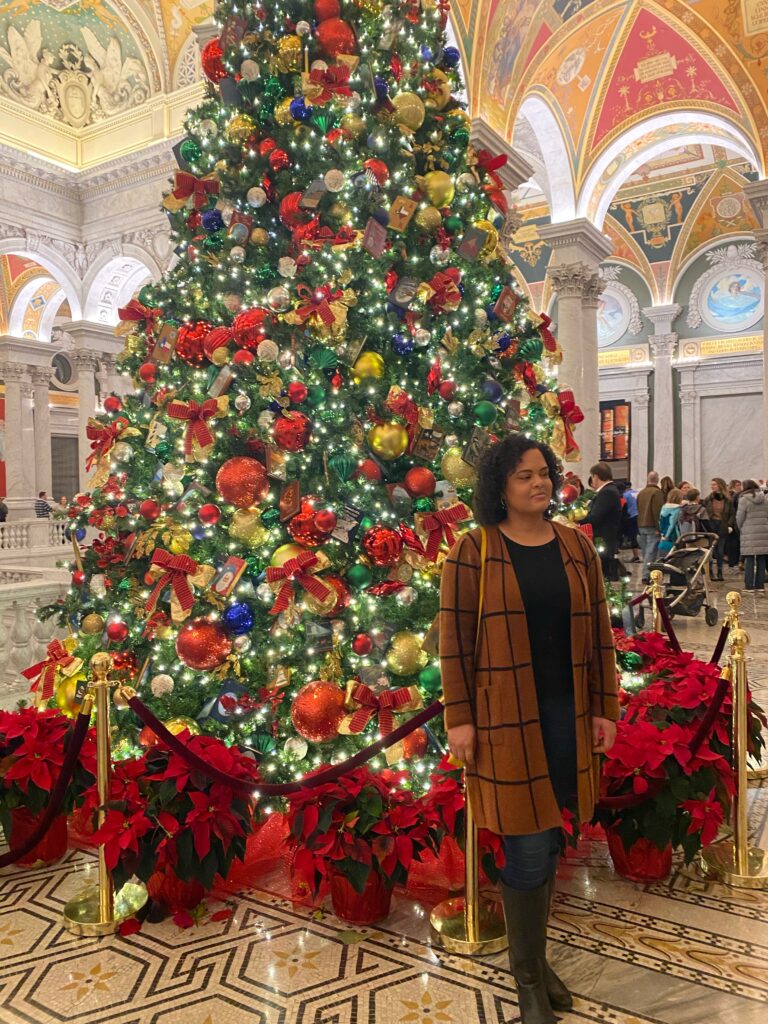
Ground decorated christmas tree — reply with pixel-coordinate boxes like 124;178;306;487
41;0;582;783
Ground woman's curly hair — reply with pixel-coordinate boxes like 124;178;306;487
474;434;562;525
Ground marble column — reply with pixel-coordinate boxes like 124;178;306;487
679;383;698;487
2;362;35;511
31;366;53;499
743;180;768;470
631;391;650;487
540;219;613;477
72;348;100;491
642;304;681;479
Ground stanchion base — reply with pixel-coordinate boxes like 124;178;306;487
747;754;768;783
699;841;768;889
429;896;508;956
62;881;148;936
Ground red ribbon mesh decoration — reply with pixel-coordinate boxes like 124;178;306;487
85;419;126;471
265;551;332;615
166;398;219;456
117;298;163;336
146;550;198;616
307;64;352;103
22;640;78;701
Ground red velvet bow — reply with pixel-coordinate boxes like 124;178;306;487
146;549;198;615
421;503;471;561
345;683;421;736
22;640;79;701
425;268;462;312
86;418;126;471
172;170;220;209
117;298;163;336
385;386;419;449
294;283;342;327
308;64;352;103
265;551;332;615
166;398;219;457
557;389;584;457
537;312;557;353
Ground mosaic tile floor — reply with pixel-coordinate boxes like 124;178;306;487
1;568;766;1024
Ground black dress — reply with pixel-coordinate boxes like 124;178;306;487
503;534;578;810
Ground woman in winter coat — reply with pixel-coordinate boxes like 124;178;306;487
658;488;683;556
736;480;768;592
440;434;618;1024
703;477;732;581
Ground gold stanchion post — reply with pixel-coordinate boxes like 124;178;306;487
63;653;148;935
430;773;508;955
649;569;663;633
700;596;768;889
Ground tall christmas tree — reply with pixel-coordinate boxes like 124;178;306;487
44;0;581;783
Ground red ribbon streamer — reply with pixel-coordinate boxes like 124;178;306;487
422;503;471;561
265;551;332;615
346;684;420;736
146;549;198;615
558;388;584;457
172;170;220;209
166;398;219;456
537;311;557;353
22;640;78;701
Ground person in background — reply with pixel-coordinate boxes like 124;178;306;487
637;471;664;583
58;495;68;508
584;462;623;581
727;479;743;570
703;478;732;581
677;480;692;493
658;488;683;557
620;481;640;562
34;491;52;519
659;475;675;501
678;488;708;537
736;479;768;593
0;497;7;523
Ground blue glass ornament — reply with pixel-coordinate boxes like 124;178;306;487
482;379;504;403
372;207;389;226
421;45;433;61
290;96;312;121
486;302;498;322
492;213;504;229
201;209;224;232
441;47;460;68
392;332;414;355
190;524;207;540
222;601;255;635
374;76;389;100
497;333;512;352
75;526;86;541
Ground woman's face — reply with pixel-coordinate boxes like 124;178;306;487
503;448;553;516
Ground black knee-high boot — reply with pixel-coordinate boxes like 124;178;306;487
501;882;557;1024
543;874;573;1011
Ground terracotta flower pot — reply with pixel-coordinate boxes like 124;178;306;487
607;829;672;882
330;867;392;924
147;870;206;910
9;807;68;866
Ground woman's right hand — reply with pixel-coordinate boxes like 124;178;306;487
447;724;476;766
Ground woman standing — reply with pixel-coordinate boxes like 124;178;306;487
658;487;683;556
440;435;618;1024
704;478;732;581
736;480;768;592
659;475;675;501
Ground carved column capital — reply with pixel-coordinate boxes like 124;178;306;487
650;334;677;360
72;348;101;373
633;392;650;411
30;366;52;387
547;262;601;299
679;387;698;407
1;361;31;385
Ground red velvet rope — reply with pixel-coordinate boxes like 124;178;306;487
657;598;682;654
0;709;91;869
596;674;730;811
710;622;729;666
127;695;444;797
629;591;649;608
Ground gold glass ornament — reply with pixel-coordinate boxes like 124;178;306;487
391;91;426;131
441;446;477;487
274;97;295;127
169;530;193;555
230;509;269;547
226;113;255;143
55;673;86;717
386;631;428;675
302;586;338;616
164;716;202;737
328;201;351;222
353;351;385;380
352;0;384;11
80;612;105;635
445;108;471;129
368;422;409;461
419;170;455;208
275;35;302;72
415;205;442;232
251;227;269;246
340;112;366;137
271;542;305;567
424;69;452;110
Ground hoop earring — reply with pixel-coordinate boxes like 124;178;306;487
500;497;507;510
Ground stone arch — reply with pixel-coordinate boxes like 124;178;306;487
82;254;154;326
0;240;83;320
173;32;201;90
577;112;761;229
514;94;576;223
7;277;67;341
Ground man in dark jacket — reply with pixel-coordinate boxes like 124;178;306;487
584;462;623;581
637;471;664;583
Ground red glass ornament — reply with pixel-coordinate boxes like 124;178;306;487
358;459;382;482
258;137;277;157
274;412;311;452
362;525;403;566
139;362;156;383
290;680;345;742
176;320;213;367
9;808;67;866
269;148;291;173
103;396;122;414
176;617;232;670
316;17;357;58
314;509;337;532
203;325;234;360
330;371;343;389
315;574;350;616
71;570;86;586
106;621;128;642
279;192;311;228
186;210;202;230
287;381;308;404
438;380;456;401
216;456;269;508
401;726;428;760
139;499;161;521
201;38;227;83
138;725;159;749
560;483;579;505
329;867;391;924
404;467;436;497
314;0;340;21
287;498;328;548
199;502;222;525
232;308;273;349
363;158;389;185
352;633;373;656
233;350;254;366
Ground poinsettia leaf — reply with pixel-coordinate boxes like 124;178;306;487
338;857;371;895
118;917;142;937
209;908;232;922
172;910;195;929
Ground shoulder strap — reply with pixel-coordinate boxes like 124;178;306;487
474;527;487;659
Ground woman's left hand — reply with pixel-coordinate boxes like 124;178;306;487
592;716;617;754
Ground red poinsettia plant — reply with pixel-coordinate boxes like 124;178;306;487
80;730;260;894
595;631;766;862
0;707;96;830
286;764;443;895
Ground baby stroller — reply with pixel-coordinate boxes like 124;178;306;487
636;532;720;628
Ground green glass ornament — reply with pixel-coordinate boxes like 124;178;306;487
329;452;357;481
418;664;442;693
254;265;273;284
360;516;374;532
202;231;226;253
474;400;498;426
117;577;132;592
490;283;503;301
624;651;643;669
444;215;462;233
453;128;470;147
179;138;202;163
347;563;372;589
155;441;172;462
137;285;154;306
518;337;544;362
265;75;283;98
260;507;281;527
245;555;263;576
413;497;435;513
257;106;274;128
306;384;326;406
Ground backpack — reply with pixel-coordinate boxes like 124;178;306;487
679;503;703;535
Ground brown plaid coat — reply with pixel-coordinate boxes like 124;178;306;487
439;522;619;835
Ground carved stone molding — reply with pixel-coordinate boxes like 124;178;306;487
679;387;698;407
1;361;32;384
548;262;602;300
650;334;678;360
30;366;52;387
633;392;651;411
